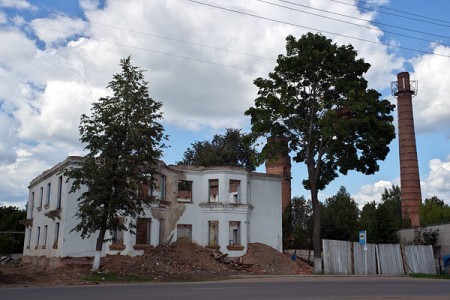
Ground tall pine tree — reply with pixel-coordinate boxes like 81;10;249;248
66;56;166;270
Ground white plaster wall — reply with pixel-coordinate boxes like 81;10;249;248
174;170;251;257
248;175;283;252
24;172;97;258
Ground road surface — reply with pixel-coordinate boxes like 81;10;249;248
2;276;450;299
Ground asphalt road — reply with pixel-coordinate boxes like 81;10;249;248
2;276;450;300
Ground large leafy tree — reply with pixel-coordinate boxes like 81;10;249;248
245;33;395;272
0;206;26;254
66;57;166;271
282;196;313;250
178;128;257;171
358;185;402;243
420;196;450;226
321;186;359;241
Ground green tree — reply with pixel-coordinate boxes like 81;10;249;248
282;196;313;250
321;186;359;241
359;200;378;243
376;185;402;243
178;128;257;171
0;206;26;254
420;196;450;226
245;33;395;272
66;57;166;271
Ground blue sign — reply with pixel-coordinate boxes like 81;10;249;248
359;230;366;246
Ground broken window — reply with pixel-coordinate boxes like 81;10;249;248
177;224;192;242
27;228;32;249
53;222;59;249
209;179;219;203
149;175;166;200
229;221;241;246
229;180;241;204
36;226;41;249
46;182;51;207
57;176;62;209
208;221;219;247
136;218;152;245
38;187;43;209
112;218;124;245
177;180;193;202
30;192;34;218
43;225;48;249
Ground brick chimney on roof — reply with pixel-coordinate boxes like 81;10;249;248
394;72;421;227
265;137;292;212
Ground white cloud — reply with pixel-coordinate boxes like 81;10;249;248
0;0;415;208
422;156;450;203
15;80;106;146
0;0;34;10
353;180;397;208
410;45;450;134
31;15;87;47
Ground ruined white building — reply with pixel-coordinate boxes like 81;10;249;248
22;156;285;266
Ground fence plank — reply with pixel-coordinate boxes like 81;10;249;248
353;243;377;275
377;244;404;275
404;245;436;274
323;239;352;274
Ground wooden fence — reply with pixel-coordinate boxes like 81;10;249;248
322;239;436;275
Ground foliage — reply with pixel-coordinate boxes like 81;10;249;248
420;196;450;226
358;185;402;244
409;273;450;280
245;32;395;268
178;128;257;171
0;206;26;254
412;227;439;246
65;56;166;256
283;196;313;249
321;186;359;241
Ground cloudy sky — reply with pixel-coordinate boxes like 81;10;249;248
1;0;449;208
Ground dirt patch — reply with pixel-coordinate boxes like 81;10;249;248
0;241;313;287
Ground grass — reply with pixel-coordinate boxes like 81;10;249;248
83;272;154;283
409;273;450;280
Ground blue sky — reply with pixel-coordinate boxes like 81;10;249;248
0;0;449;208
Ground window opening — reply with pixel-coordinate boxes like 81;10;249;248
177;180;193;202
209;179;219;203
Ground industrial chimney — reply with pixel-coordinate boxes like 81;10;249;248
392;72;421;227
265;137;292;212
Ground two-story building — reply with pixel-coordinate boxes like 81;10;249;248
22;156;286;267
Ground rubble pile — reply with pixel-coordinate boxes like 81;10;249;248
102;241;313;279
1;241;313;286
242;243;313;275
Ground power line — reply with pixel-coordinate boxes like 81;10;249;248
0;0;274;62
0;16;268;74
330;0;450;28
187;0;450;59
275;0;450;41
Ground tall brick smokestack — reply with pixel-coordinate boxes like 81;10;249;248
395;72;421;227
265;137;291;212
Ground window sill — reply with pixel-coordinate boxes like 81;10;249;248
206;244;220;250
109;244;126;251
177;199;193;203
227;245;244;251
133;244;153;250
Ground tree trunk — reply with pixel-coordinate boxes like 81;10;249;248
311;186;322;273
92;225;106;271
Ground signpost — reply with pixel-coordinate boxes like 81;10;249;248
359;230;367;275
